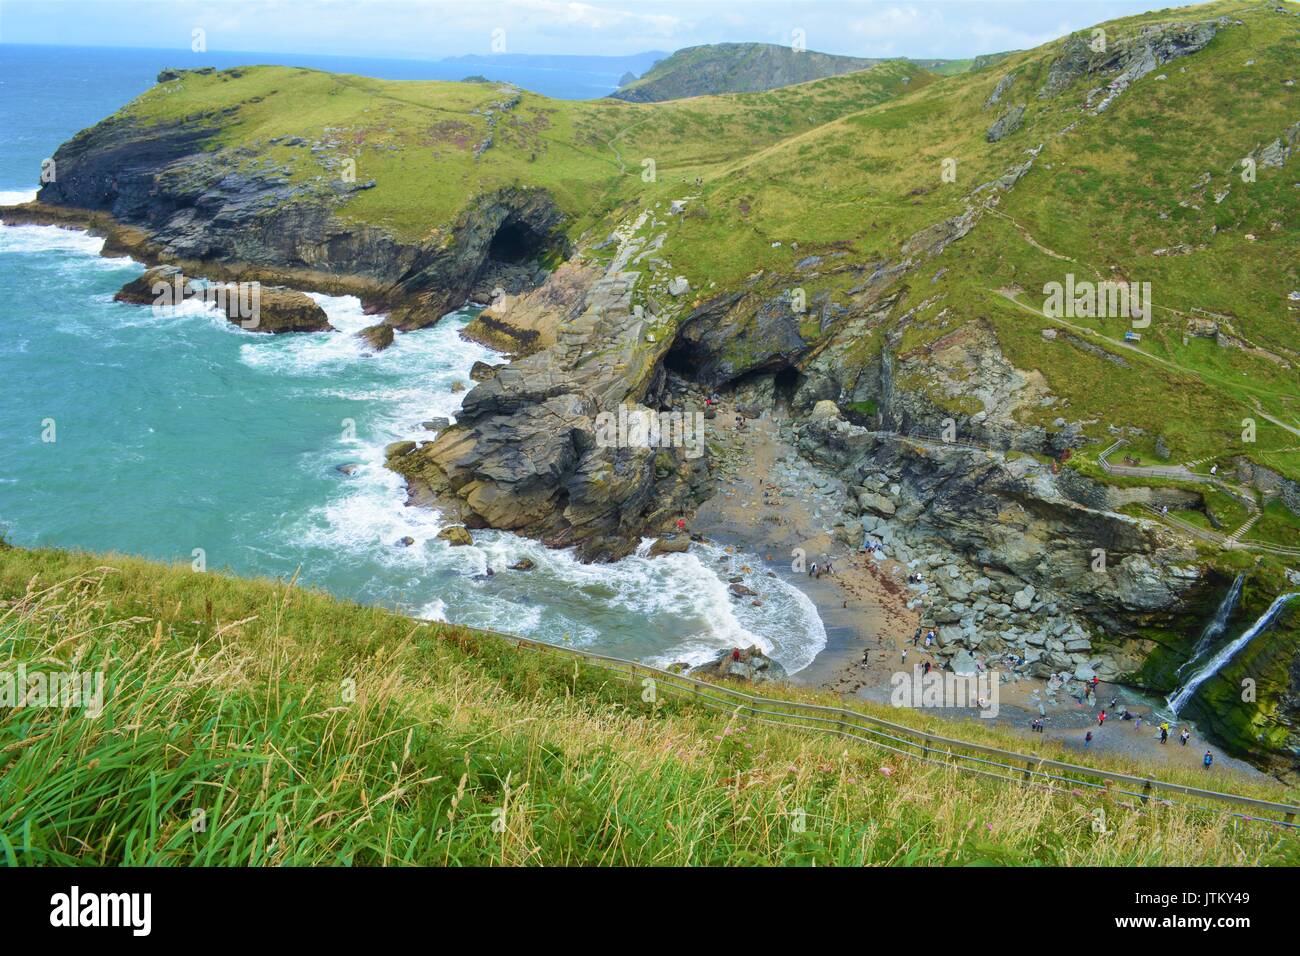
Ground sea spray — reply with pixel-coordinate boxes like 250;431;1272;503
1168;592;1298;715
0;231;828;675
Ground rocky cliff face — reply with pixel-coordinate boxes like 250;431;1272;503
28;81;568;340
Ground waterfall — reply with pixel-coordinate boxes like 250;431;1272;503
1168;592;1298;715
1176;573;1245;677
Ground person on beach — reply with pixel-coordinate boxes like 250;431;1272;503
1203;750;1213;769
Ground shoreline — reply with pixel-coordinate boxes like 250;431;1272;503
690;402;1270;780
1;200;1274;781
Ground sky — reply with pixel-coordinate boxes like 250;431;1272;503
0;0;1262;61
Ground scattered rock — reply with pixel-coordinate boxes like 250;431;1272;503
649;536;690;556
358;322;395;351
436;526;473;546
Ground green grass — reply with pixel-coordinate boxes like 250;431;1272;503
2;545;1297;866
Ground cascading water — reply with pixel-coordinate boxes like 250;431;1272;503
1176;573;1245;677
1168;592;1298;715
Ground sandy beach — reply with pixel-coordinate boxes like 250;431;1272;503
691;401;1267;780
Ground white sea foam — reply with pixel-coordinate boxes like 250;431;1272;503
0;189;39;205
0;222;111;257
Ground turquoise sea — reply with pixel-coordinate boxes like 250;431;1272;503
0;44;827;672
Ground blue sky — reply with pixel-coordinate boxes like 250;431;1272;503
0;1;1254;60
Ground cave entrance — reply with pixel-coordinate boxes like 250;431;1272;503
664;336;704;379
488;218;547;265
773;366;801;409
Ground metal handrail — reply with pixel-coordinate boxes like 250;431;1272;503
499;636;1300;828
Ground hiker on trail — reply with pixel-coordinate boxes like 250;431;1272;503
913;626;922;644
926;629;936;645
732;648;741;662
676;517;687;533
1203;750;1213;769
923;660;932;676
1210;464;1218;476
1085;731;1093;748
1108;696;1118;710
1091;675;1100;690
901;648;908;664
808;561;817;577
1097;710;1106;726
1180;728;1191;746
1160;725;1169;744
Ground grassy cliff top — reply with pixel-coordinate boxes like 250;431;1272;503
87;0;1300;489
1;545;1296;865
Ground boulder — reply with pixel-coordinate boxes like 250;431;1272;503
385;441;417;460
857;490;896;516
950;650;979;676
436;526;473;547
649;536;690;556
470;360;502;382
509;557;536;571
358;322;395;351
336;462;362;476
114;265;190;304
809;400;841;422
422;417;452;431
1012;585;1036;610
241;285;333;333
986;104;1025;142
689;645;788;684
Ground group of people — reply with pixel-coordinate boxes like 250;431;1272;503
1075;711;1213;766
808;555;833;578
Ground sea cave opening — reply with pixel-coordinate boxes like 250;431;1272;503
487;218;548;265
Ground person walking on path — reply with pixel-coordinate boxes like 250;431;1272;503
901;648;908;665
1097;710;1106;727
1134;716;1142;732
1203;750;1213;769
1084;731;1093;748
1180;728;1191;746
1159;723;1169;744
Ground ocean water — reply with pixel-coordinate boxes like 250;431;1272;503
0;45;826;672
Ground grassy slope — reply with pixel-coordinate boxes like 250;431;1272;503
1;545;1296;866
111;2;1296;477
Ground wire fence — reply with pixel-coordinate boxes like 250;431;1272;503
502;636;1300;830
